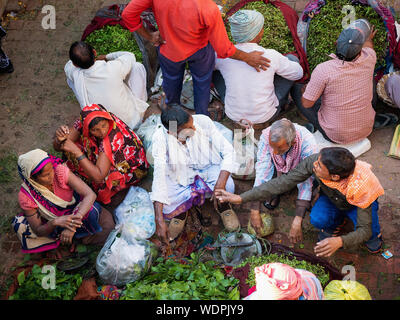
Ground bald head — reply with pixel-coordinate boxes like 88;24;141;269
69;41;95;69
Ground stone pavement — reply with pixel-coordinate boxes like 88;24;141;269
0;0;399;300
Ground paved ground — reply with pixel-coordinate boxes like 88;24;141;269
0;0;399;299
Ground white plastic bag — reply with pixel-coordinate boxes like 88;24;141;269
136;114;163;167
96;225;157;286
114;186;156;240
95;187;157;286
232;120;259;180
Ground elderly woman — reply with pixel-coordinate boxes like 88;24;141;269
53;104;149;205
151;105;237;245
12;149;115;255
245;263;324;300
250;119;317;243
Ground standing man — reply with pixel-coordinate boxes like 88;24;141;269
122;0;271;116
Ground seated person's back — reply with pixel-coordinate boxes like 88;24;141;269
215;10;303;124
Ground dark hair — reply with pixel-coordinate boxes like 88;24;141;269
69;41;95;69
31;168;44;181
89;117;109;130
161;104;190;130
320;147;356;179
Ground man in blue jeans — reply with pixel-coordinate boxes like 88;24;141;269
215;147;384;258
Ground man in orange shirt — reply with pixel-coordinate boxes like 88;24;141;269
122;0;270;115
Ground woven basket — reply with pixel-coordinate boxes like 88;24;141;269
376;71;400;107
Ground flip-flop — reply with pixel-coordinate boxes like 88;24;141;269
374;113;398;129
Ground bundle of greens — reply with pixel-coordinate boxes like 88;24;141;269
9;264;82;300
235;252;330;288
225;1;296;54
85;25;143;62
307;0;389;71
121;252;240;300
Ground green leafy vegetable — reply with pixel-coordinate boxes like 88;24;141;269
307;0;388;71
9;264;82;300
225;1;296;54
236;253;330;287
85;25;143;62
121;252;239;300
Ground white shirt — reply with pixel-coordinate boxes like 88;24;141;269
215;43;304;124
150;115;237;205
64;51;149;129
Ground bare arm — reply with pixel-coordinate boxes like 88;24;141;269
67;170;97;219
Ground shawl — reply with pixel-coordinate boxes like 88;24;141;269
320;160;384;209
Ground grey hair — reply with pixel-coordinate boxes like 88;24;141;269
269;118;296;144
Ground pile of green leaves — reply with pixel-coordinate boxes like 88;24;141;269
9;264;82;300
236;253;330;287
307;0;389;71
85;25;143;62
121;252;240;300
225;1;296;54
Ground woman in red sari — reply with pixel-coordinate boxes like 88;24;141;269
53;104;149;204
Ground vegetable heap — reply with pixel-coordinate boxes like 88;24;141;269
85;25;143;62
121;252;240;300
235;252;330;287
9;264;82;300
307;0;388;71
225;1;296;54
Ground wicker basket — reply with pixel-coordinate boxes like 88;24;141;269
376;71;400;107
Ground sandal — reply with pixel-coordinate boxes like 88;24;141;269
217;204;241;232
168;212;188;242
192;206;212;227
374;113;398;129
263;195;280;211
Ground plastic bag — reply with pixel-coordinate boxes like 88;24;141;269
114;186;156;239
95;225;158;287
247;212;274;237
136;114;163;167
231;120;259;180
323;280;372;300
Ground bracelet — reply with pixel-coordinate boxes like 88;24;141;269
76;154;87;162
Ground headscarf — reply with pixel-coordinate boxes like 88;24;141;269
18;149;77;221
229;10;264;44
384;74;400;109
247;263;324;300
79;104;147;170
320;160;384;209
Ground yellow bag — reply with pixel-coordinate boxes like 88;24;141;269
247;212;274;237
324;280;372;300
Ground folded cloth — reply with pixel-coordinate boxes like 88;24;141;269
229;10;264;44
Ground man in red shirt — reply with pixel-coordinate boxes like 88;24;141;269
122;0;270;116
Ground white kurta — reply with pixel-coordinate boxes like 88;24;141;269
64;51;149;130
150;115;237;209
215;43;304;124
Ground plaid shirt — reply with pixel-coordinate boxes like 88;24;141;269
303;48;376;144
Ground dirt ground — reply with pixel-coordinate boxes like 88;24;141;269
0;0;399;299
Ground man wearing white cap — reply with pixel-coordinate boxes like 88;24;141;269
213;10;304;127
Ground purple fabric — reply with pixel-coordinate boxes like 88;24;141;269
385;74;400;108
163;175;213;220
301;0;326;22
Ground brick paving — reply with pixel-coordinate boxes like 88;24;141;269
0;0;399;300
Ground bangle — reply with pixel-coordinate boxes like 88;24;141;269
76;154;87;162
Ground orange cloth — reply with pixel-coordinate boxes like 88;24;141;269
320;160;384;209
121;0;237;62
